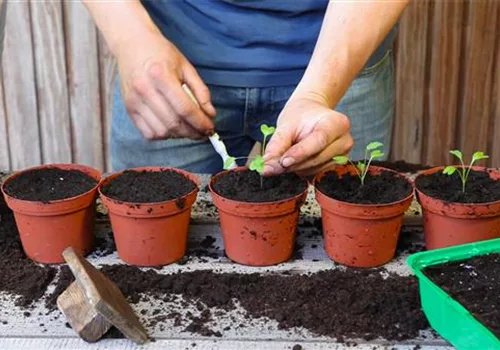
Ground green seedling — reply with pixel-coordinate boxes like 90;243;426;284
223;124;276;187
332;141;385;185
443;150;489;193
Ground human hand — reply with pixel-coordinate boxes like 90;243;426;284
115;30;216;140
262;95;353;177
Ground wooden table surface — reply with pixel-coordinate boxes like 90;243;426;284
0;174;455;350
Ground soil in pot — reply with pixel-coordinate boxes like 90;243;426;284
415;169;500;203
316;169;412;204
370;160;432;173
3;168;97;202
211;170;307;202
423;253;500;337
101;169;197;203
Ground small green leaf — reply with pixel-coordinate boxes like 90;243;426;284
332;155;349;164
472;151;489;162
357;161;366;173
260;124;276;137
449;150;463;161
366;141;383;151
249;155;264;173
370;150;384;159
223;156;236;170
443;166;457;175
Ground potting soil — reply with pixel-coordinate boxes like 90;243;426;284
316;169;412;204
415;169;500;203
101;169;197;203
423;253;500;338
3;168;97;202
96;264;428;341
370;160;432;173
211;170;307;202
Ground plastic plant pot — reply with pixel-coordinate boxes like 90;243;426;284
209;167;308;266
1;163;101;264
99;166;200;266
415;166;500;250
314;165;414;267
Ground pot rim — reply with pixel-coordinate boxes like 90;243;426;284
1;163;102;205
414;165;500;207
313;164;415;208
98;166;200;207
208;166;309;206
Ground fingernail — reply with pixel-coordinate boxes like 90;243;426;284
281;157;295;168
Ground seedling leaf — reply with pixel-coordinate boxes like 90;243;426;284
370;150;384;159
443;165;457;175
223;157;236;170
366;141;383;151
472;151;489;162
449;150;463;161
333;155;349;164
357;161;366;173
249;155;264;173
260;124;275;137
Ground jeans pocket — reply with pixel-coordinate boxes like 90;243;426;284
357;49;392;77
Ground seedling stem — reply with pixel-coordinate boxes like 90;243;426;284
443;150;488;193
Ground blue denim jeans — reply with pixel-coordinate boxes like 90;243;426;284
111;49;394;173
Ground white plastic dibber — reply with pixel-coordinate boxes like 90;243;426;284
181;83;237;169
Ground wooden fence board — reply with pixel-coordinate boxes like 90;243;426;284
2;1;41;169
488;8;500;167
424;1;464;166
63;1;103;169
98;33;116;172
456;0;498;160
0;79;10;170
391;0;431;163
31;0;72;164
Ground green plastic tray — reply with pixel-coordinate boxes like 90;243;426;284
407;238;500;350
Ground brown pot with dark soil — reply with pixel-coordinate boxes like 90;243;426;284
1;163;101;264
99;167;200;266
314;164;414;267
209;167;308;266
414;166;500;249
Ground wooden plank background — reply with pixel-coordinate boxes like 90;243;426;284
0;0;498;172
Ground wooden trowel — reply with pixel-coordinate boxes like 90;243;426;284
57;247;149;344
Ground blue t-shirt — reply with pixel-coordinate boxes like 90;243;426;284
142;0;397;87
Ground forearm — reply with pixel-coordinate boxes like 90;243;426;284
294;0;410;108
82;0;162;56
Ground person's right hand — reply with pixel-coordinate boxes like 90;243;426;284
115;30;216;140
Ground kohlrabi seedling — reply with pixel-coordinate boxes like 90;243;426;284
332;141;385;185
223;124;275;186
443;150;489;193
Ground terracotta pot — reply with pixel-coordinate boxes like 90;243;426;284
314;165;414;267
99;167;200;266
415;166;500;249
209;167;308;266
1;163;101;264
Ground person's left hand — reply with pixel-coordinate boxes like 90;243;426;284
262;95;353;177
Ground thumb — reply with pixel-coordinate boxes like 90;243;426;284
262;123;294;175
183;64;216;117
